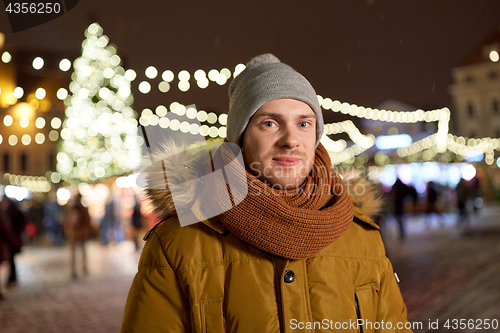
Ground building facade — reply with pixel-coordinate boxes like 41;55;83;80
450;30;500;139
1;43;74;191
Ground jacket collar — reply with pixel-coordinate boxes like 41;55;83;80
191;195;227;235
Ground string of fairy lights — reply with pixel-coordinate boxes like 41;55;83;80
2;35;500;193
0;49;494;160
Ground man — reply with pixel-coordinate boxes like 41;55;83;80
122;54;412;332
0;196;25;287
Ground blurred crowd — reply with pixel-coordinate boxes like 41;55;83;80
0;189;147;300
385;176;483;240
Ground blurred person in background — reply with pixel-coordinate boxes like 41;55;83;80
0;209;22;299
456;178;470;228
0;196;26;287
43;189;65;246
0;218;7;300
0;212;10;300
425;181;443;228
100;194;114;245
27;198;45;245
100;194;122;245
61;193;92;279
408;183;419;216
469;176;483;216
391;178;409;240
130;194;143;251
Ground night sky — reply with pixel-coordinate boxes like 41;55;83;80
1;0;500;124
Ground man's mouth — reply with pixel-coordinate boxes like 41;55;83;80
272;156;301;167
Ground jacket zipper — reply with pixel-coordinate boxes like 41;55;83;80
354;294;363;333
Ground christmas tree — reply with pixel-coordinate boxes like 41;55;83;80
57;22;142;184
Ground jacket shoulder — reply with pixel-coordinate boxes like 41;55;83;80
324;210;385;261
137;217;204;272
353;205;380;230
141;215;269;273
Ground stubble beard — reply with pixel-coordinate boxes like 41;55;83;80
247;159;314;190
243;148;315;190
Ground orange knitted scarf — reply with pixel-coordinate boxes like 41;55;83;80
204;142;354;260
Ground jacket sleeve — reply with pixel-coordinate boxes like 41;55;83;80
121;231;191;332
376;256;413;333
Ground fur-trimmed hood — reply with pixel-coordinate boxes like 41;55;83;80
140;139;383;223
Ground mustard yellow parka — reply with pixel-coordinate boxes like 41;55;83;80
121;144;411;333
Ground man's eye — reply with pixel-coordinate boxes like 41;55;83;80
263;121;275;127
299;122;310;127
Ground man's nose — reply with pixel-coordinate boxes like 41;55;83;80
277;125;300;148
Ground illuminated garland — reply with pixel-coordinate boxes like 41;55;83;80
2;35;499;169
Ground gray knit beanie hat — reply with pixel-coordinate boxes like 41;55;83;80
227;53;324;148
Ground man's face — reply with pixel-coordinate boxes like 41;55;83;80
241;98;317;189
